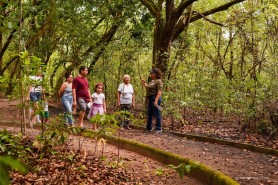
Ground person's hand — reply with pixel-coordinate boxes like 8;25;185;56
154;101;158;107
117;103;121;109
141;80;146;86
104;109;106;113
132;103;135;109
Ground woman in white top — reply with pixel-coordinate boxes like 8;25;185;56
117;74;135;129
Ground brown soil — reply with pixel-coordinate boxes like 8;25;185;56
1;97;278;185
0;99;201;185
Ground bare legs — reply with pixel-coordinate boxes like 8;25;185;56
78;110;85;128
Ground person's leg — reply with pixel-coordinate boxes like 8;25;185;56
34;101;41;123
62;95;74;125
44;111;49;123
97;106;104;130
146;97;154;131
68;96;74;125
62;100;71;125
91;106;102;130
30;93;38;124
35;92;42;123
122;104;131;129
77;98;87;128
154;97;162;131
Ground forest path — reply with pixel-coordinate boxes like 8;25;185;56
46;102;278;185
111;128;277;185
1;98;277;185
0;99;202;185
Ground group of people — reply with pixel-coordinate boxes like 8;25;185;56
29;66;163;133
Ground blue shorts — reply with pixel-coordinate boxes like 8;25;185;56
30;92;42;102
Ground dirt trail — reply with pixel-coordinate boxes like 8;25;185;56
0;125;202;185
112;129;277;185
1;99;277;185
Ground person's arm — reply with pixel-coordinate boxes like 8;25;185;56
132;86;135;108
154;90;162;106
132;93;135;107
72;89;77;106
141;80;147;88
88;89;92;102
58;82;66;98
117;91;121;107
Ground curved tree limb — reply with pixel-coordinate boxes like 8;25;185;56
175;0;198;19
139;0;158;16
193;10;226;27
0;55;19;76
173;0;245;41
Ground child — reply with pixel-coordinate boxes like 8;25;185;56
42;92;50;124
87;82;106;130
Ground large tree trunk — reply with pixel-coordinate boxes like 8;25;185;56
140;0;246;77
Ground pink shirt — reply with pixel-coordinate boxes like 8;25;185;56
72;76;90;102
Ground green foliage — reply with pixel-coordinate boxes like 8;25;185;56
168;162;199;180
0;130;29;185
35;115;78;152
1;0;277;132
169;163;191;179
0;130;31;161
0;156;27;185
88;110;142;134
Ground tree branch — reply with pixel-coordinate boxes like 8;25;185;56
173;0;245;41
193;10;226;27
0;29;16;60
191;0;245;21
139;0;158;16
175;0;198;19
0;55;19;76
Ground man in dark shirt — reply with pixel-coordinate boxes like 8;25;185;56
73;66;91;128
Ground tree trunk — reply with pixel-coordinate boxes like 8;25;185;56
140;0;246;77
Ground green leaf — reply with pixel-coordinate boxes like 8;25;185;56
0;163;10;185
19;51;29;59
184;165;191;173
0;144;6;152
0;76;8;83
0;156;27;173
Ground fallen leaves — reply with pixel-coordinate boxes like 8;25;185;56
11;141;139;185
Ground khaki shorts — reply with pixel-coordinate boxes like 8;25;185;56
77;98;87;111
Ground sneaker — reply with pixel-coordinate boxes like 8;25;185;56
155;130;162;134
80;126;86;131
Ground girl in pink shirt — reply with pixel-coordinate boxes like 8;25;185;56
87;82;106;130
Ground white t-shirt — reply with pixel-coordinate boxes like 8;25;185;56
92;93;105;104
117;83;134;104
29;75;43;93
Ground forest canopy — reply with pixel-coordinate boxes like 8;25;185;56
0;0;277;125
